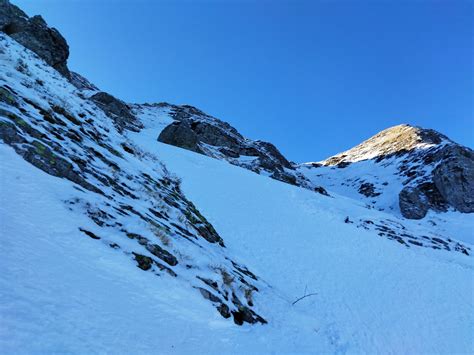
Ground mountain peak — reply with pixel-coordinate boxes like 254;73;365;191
321;124;449;166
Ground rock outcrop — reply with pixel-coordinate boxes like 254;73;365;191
91;92;143;133
158;105;292;174
0;30;266;326
395;137;474;219
70;71;99;91
159;118;292;175
0;0;70;78
157;104;327;194
432;145;474;213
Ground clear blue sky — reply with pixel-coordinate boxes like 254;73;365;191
15;0;473;162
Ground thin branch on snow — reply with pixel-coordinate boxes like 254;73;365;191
292;293;318;305
292;285;317;305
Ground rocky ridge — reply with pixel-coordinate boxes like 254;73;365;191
0;30;266;325
155;103;329;195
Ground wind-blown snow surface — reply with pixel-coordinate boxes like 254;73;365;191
0;144;325;354
0;34;472;354
128;126;473;354
3;129;473;353
298;158;474;245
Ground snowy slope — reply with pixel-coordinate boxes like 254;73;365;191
0;31;269;336
0;9;473;354
3;131;473;353
128;115;474;354
136;101;474;227
1;144;333;354
133;106;474;246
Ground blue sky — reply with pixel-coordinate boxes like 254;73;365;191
15;0;473;162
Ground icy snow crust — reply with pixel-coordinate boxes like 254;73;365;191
1;34;473;353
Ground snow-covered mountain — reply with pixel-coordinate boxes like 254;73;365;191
299;124;474;220
139;102;473;223
1;2;473;353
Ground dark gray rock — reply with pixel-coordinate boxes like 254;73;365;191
0;86;18;107
231;306;267;326
314;186;329;196
399;186;429;219
157;106;298;191
398;144;473;218
0;0;70;78
70;71;99;91
254;140;292;169
190;120;241;149
79;228;101;240
146;243;178;266
158;120;202;153
91;92;143;133
271;169;297;185
399;181;448;219
358;182;381;198
197;287;221;303
217;303;231;318
432;145;474;213
0;117;102;194
133;253;153;271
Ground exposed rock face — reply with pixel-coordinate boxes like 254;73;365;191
91;92;143;133
70;71;99;91
301;124;474;219
399;186;429;220
157;104;328;194
0;0;70;78
432;145;474;213
396;142;474;219
159;118;291;172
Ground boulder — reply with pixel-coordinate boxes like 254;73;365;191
399;186;429;219
158;120;202;153
399;182;448;219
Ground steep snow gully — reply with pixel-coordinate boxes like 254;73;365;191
0;2;473;354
